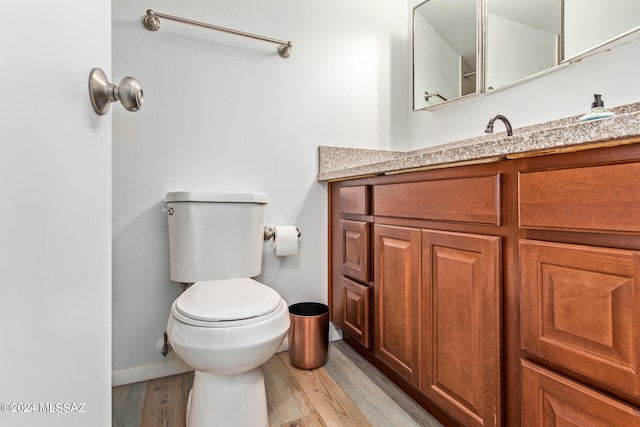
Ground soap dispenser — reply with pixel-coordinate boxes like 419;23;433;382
579;94;615;122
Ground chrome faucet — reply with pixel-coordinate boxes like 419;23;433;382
485;114;513;136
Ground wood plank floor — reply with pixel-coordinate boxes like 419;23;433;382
113;341;443;427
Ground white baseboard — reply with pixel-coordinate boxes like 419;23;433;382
112;323;344;387
329;322;343;342
112;353;193;387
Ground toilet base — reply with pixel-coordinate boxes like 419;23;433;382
186;366;269;427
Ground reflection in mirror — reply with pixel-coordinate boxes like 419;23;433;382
486;0;562;91
413;0;478;110
413;0;639;111
564;0;640;61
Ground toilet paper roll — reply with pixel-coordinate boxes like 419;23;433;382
273;226;299;256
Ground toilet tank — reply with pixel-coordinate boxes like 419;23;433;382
165;191;267;283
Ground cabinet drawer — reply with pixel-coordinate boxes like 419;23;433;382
520;239;640;396
519;162;640;233
373;175;501;225
340;220;369;283
339;186;369;215
341;277;371;349
522;360;640;427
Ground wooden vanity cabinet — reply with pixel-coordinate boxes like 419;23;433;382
369;164;505;427
517;145;640;425
329;143;640;426
330;181;373;350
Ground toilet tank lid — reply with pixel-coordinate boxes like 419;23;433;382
165;191;267;204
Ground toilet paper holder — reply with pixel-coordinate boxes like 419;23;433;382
263;226;301;240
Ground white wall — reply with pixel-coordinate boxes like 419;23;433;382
408;0;640;151
0;1;111;426
112;0;640;387
112;0;408;383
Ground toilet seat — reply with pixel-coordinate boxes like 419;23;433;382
172;278;283;327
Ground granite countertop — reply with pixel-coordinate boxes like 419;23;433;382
318;102;640;181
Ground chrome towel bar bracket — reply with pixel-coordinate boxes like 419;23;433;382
142;9;292;58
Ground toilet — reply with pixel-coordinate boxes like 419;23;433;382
164;191;290;427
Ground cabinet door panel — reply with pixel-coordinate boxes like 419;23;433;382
422;230;502;427
521;239;640;396
522;360;640;427
340;220;369;283
341;277;371;349
374;225;421;384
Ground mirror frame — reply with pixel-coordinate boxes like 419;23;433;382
413;0;640;112
412;0;486;111
563;24;640;63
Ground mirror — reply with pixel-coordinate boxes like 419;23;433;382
486;0;562;91
563;0;640;61
413;0;640;111
413;0;479;110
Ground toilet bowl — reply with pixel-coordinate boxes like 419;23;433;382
164;191;291;427
167;278;290;427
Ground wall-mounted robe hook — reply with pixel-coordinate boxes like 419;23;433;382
89;68;144;115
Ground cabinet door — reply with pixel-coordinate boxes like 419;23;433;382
521;240;640;396
421;230;502;427
340;220;369;283
522;360;640;426
341;277;371;348
374;225;421;385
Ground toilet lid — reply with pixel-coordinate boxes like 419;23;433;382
175;278;281;322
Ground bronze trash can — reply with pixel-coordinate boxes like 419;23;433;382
288;302;330;369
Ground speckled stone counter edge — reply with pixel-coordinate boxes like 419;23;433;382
318;102;640;181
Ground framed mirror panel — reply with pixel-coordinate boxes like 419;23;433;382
486;0;562;91
413;0;480;110
413;0;640;112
